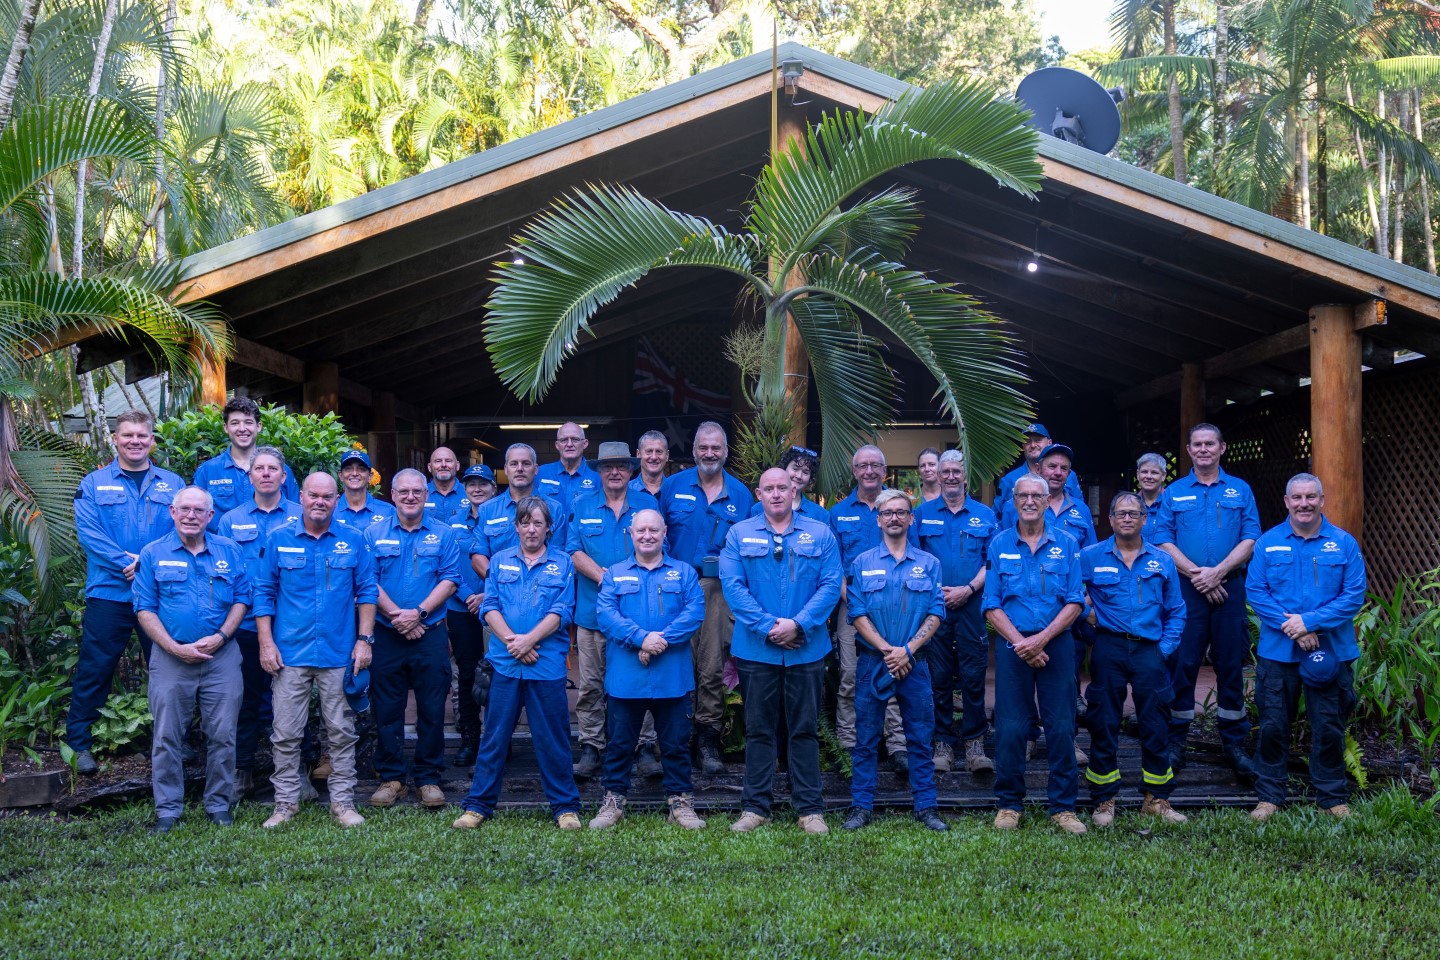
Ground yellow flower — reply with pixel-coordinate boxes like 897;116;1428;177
351;440;365;450
370;469;381;487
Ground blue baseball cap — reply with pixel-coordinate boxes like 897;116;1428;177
462;464;496;484
868;664;897;702
340;449;371;469
1039;443;1074;464
1299;649;1339;689
344;665;370;714
1024;423;1051;438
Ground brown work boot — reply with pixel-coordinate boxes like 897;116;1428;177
1051;811;1088;835
1250;801;1280;823
310;755;333;781
1323;803;1352;820
417;784;446;809
556;812;583;831
262;802;298;829
331;803;366;828
1091;799;1117;828
666;794;707;830
965;738;994;773
993;809;1021;830
451;810;486;830
730;811;771;833
931;741;954;773
798;814;829;836
368;780;408;807
588;792;627;830
1142;793;1188;824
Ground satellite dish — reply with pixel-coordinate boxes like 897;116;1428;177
1016;67;1125;155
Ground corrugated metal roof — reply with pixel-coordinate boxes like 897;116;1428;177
178;41;1440;305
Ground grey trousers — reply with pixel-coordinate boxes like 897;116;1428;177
693;577;733;731
271;665;358;807
576;626;656;749
149;640;242;818
835;598;906;753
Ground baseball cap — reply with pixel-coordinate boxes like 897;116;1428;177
1299;648;1339;689
1039;443;1074;464
340;449;371;469
1024;423;1051;438
463;464;496;484
344;664;371;714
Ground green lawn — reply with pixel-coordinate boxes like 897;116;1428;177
3;793;1438;959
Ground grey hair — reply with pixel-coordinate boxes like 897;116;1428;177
693;421;727;443
1286;473;1324;496
874;488;913;511
1013;473;1048;496
392;468;427;488
851;444;886;466
938;449;965;466
637;430;667;447
173;485;213;512
504;443;537;463
1136;452;1166;473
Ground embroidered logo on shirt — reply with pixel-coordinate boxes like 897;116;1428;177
798;531;814;543
1068;509;1081;519
581;479;594;488
968;516;984;526
726;504;736;514
153;481;171;491
333;541;352;554
215;560;230;573
1146;560;1162;571
1224;488;1239;497
1048;546;1065;558
1322;541;1341;552
423;533;440;544
911;565;925;576
544;562;561;575
665;569;681;580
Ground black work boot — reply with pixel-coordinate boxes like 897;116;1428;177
1224;743;1257;785
698;727;725;775
454;725;479;769
573;744;603;779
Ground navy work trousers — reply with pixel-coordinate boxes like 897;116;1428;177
371;621;450;786
1084;631;1175;803
66;598;152;752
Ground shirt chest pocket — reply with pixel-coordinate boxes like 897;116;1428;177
961;525;991;556
95;486;129;507
904;575;934;597
665;498;697;521
1136;566;1168;603
1313;553;1345;592
146;487;175;510
230;524;260;544
415;539;444;560
209;571;236;605
276;551;308;572
859;573;888;594
657;578;683;610
155;564;189;596
326;551;358;586
1217;499;1246;530
737;540;771;560
1088;567;1123;594
790;538;824;581
833;519;864;554
612;579;641;598
996;556;1026;594
1168;497;1200;527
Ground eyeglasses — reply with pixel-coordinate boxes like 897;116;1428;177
773;537;784;562
854;462;885;472
1014;493;1046;502
174;506;209;516
877;509;911;519
557;436;584;445
1111;510;1145;520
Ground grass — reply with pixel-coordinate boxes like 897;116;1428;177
3;793;1439;959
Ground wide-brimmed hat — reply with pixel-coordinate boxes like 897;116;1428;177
589;441;640;473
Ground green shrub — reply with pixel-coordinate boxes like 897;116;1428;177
152;404;358;481
1353;567;1440;761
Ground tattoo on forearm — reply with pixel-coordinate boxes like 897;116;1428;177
910;615;940;646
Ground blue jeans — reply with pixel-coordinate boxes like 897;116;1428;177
1085;632;1174;802
232;629;272;771
736;657;825;817
66;598;152;752
601;695;692;797
372;622;451;786
463;672;580;819
851;654;937;811
994;631;1077;813
1254;657;1355;808
1169;578;1251;748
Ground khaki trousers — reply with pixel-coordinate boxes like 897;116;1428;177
270;665;358;806
692;577;733;731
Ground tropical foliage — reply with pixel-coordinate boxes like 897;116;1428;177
151;402;358;479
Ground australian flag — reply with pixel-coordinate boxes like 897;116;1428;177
632;336;732;455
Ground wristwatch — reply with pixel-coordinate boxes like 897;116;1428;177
358;634;375;645
417;605;432;621
217;630;233;644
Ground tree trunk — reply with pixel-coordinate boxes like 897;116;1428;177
1416;88;1436;274
1213;0;1228;162
1165;1;1186;183
1316;72;1327;234
414;0;433;29
1347;80;1382;250
1377;91;1390;255
1395;91;1410;263
0;0;42;136
1298;122;1311;228
74;346;110;449
152;0;176;260
70;0;122;281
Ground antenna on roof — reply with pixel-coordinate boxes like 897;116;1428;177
1015;67;1125;155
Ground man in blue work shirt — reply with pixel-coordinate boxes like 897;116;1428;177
1151;422;1262;782
334;449;394;533
447;463;497;769
721;467;843;835
658;421;752;774
831;444;907;771
453;496;581;831
842;489;949;832
424;446;467;523
469;443;568;581
1080;492;1188;828
995;422;1082;508
67;409;186;775
364;468;465;810
567;442;661;780
749;446;829;522
192;397;300;531
215;446;300;794
984;473;1087;835
630;430;669;498
133;486;250;833
1247;474;1367;823
537;421;600;505
589;508;708;830
911;449;995;774
254;472;377;829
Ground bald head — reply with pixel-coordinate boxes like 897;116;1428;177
428;447;458;487
300;471;338;532
629;507;666;562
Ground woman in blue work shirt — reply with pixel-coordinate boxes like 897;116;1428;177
453;496;582;831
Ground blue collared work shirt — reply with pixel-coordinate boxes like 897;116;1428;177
252;521;378;669
75;461;186;601
719;514;842;666
132;532;252;644
468;491;569;563
595;555;705;699
829;489;887;574
1080;537;1186;656
1246;518;1367;663
446;503;485;614
192;449;300;532
536;460;601;505
750;497;829;523
480;546;575;681
1000;494;1098;550
424;481;468;524
334;494;396;534
659;467;753;571
982;528;1085;635
996;463;1081;508
565;488;661;630
910;495;995;589
364;514;464;629
845;544;945;653
1150;467;1262;567
216;498;301;631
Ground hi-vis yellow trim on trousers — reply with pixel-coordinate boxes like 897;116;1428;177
1085;767;1122;785
1142;767;1175;785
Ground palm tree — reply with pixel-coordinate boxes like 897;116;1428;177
483;79;1042;491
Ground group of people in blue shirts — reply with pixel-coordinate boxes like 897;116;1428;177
67;399;1368;835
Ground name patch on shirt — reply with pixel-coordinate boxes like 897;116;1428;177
1172;495;1197;502
208;478;232;485
673;493;697;502
580;518;602;525
999;553;1021;560
615;575;639;582
741;538;769;545
497;564;521;572
861;569;886;576
97;485;124;492
921;519;945;526
486;518;510;526
836;515;859;522
376;539;399;546
277;546;305;554
1094;566;1119;573
1265;545;1292;553
157;560;188;568
233;523;257;531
